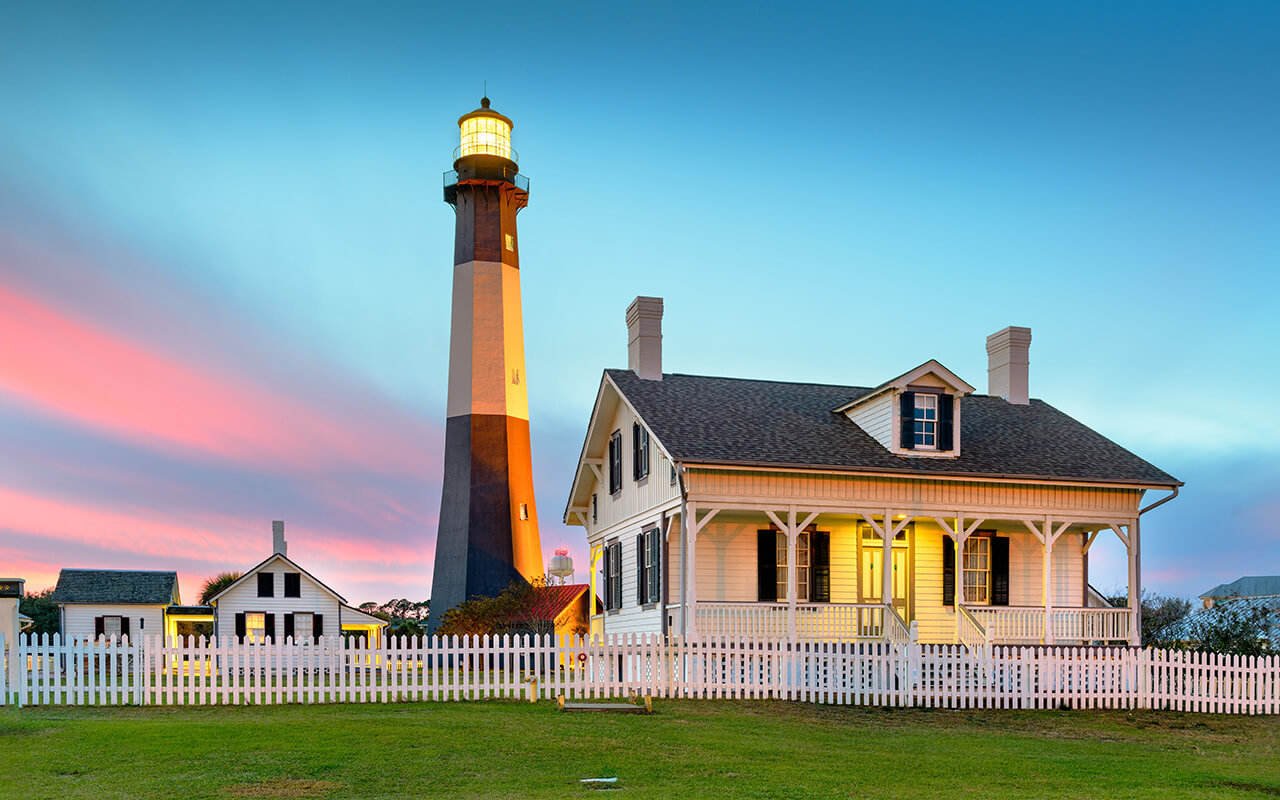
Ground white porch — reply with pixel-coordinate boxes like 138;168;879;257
671;504;1142;647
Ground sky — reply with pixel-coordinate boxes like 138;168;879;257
1;1;1277;605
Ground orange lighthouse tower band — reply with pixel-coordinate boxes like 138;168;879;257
428;97;542;632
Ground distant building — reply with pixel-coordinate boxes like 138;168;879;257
50;569;180;641
206;521;386;646
1199;576;1280;609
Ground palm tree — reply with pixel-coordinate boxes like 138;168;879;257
198;571;243;605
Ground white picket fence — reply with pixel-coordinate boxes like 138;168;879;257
2;633;1277;714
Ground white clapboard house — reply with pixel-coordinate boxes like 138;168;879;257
564;297;1181;647
50;569;181;642
206;522;387;646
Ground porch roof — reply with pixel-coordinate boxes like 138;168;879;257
606;369;1180;487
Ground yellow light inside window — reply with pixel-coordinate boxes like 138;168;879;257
459;115;512;159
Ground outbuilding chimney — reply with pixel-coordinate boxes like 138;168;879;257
272;520;288;557
986;326;1032;404
626;296;663;380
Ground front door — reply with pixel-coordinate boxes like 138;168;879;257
861;531;911;619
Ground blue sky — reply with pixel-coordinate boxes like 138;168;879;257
0;1;1277;602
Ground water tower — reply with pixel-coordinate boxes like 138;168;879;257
547;547;574;586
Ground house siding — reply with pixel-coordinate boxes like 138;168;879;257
61;604;167;642
213;556;343;641
845;393;893;449
688;469;1142;516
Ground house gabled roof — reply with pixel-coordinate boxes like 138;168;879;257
601;369;1181;488
1200;576;1280;600
50;569;179;606
206;553;346;605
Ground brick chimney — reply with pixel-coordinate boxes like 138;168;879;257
986;326;1032;404
272;520;288;557
626;296;663;380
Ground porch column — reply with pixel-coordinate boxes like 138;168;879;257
684;502;697;638
787;508;798;642
1128;518;1141;647
1042;518;1054;645
881;511;893;612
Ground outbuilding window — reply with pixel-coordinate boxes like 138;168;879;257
103;616;122;638
294;612;314;641
246;612;266;642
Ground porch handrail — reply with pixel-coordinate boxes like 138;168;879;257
971;606;1132;644
885;605;912;648
957;604;988;649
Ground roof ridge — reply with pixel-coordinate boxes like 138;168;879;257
607;368;870;392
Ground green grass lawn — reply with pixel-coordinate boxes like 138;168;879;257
1;700;1277;800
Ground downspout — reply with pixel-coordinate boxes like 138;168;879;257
676;462;689;638
1139;486;1179;516
1131;486;1178;645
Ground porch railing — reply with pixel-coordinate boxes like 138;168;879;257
957;605;988;649
970;607;1133;643
694;602;891;641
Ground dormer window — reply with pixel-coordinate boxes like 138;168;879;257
899;390;954;452
913;394;938;449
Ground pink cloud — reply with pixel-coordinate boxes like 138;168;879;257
0;283;436;476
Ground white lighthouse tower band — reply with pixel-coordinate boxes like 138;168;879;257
427;98;543;632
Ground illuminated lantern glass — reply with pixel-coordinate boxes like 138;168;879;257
459;115;513;160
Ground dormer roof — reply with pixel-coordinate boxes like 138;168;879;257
833;360;975;414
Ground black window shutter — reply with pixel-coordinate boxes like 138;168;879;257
942;536;956;606
900;392;916;450
95;616;105;638
639;428;649;478
120;617;131;638
757;530;778;601
612;545;622;610
811;531;831;603
649;531;661;603
636;533;645;604
235;612;246;643
284;613;295;641
632;423;641;480
264;613;276;643
312;614;324;641
938;394;955;451
284;573;301;598
991;536;1010;606
257;572;274;597
603;545;612;609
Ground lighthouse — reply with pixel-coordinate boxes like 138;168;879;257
428;98;543;632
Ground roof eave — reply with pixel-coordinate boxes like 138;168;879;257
677;459;1184;490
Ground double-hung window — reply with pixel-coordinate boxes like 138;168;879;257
775;532;810;602
103;616;122;638
294;612;314;641
962;537;991;604
246;612;266;642
608;431;623;494
639;528;660;604
913;393;938;449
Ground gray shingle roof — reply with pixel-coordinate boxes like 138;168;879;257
607;369;1179;486
50;569;177;605
1201;576;1280;600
